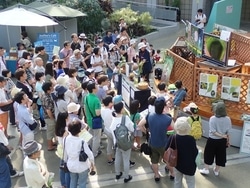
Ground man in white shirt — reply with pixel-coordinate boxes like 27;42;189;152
0;47;7;75
195;9;207;29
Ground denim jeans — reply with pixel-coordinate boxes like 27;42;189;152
106;68;113;81
59;160;70;188
70;169;89;188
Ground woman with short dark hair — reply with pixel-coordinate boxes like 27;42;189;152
64;120;95;188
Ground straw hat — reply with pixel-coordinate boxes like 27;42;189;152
10;87;22;98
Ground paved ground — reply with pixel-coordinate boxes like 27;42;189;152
9;23;250;188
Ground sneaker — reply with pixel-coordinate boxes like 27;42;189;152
213;167;219;176
94;150;102;158
107;159;115;165
200;168;210;175
129;161;136;168
116;172;123;180
11;171;24;178
124;175;132;183
41;126;47;131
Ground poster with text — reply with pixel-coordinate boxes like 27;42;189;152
221;77;241;102
246;80;250;104
199;73;218;98
240;121;250;154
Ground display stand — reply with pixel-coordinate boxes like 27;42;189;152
198;61;242;73
240;121;250;154
121;75;151;112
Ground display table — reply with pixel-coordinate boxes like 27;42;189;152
121;75;151;112
198;60;242;73
6;60;17;75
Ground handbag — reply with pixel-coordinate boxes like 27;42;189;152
0;102;13;112
163;135;178;167
0;143;11;157
59;137;69;173
79;141;88;162
25;120;38;131
86;97;102;129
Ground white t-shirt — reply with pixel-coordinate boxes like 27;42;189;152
195;13;206;29
0;88;7;114
101;107;113;133
110;115;134;146
90;55;104;73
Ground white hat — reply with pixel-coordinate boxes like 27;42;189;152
79;33;87;39
138;42;147;50
56;75;69;87
174;117;191;136
67;102;81;113
130;39;137;45
10;87;22;98
109;43;116;51
183;102;198;112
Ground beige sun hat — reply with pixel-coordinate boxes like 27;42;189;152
183;102;198;112
11;87;22;98
56;75;69;87
67;102;81;113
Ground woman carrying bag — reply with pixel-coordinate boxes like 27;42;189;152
64;120;95;188
166;117;198;188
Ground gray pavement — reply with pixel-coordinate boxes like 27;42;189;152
9;23;250;188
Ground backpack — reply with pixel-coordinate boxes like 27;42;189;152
114;115;134;151
188;116;202;140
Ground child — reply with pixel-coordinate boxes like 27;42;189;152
130;99;142;149
2;69;16;100
112;61;120;90
173;80;187;120
101;95;115;165
184;102;202;140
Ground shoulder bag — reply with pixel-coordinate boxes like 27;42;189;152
59;137;69;173
163;135;178;167
79;140;88;162
86;97;102;129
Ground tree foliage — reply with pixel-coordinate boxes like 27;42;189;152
109;5;153;37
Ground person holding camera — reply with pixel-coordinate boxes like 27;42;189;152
195;9;207;29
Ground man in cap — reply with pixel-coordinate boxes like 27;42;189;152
69;49;87;70
79;33;88;53
23;141;51;188
138;97;173;182
84;68;96;82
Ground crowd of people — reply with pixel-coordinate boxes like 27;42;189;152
0;15;232;188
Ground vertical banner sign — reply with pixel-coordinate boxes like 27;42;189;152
199;73;218;98
240;121;250;154
37;33;59;61
221;77;241;102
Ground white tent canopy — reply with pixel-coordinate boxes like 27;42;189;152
0;7;58;26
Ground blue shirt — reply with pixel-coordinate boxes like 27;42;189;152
173;89;187;106
17;104;35;135
148;113;172;148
